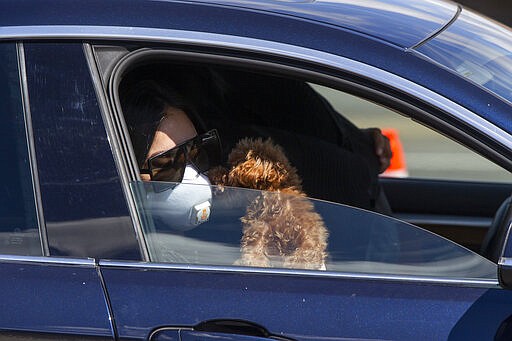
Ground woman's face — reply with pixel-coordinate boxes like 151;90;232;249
140;106;197;181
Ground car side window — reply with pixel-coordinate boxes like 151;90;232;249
112;56;497;281
0;43;41;256
130;181;496;280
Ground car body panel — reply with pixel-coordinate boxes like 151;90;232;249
100;261;512;340
178;0;459;48
0;0;510;339
0;256;113;339
0;0;458;49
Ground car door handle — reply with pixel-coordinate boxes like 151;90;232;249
151;319;295;340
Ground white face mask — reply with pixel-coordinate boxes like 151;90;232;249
146;164;212;232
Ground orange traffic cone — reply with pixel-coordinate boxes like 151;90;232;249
381;128;408;178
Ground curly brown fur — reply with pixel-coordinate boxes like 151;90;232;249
209;137;328;269
224;137;303;193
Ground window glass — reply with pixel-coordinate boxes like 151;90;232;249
115;54;502;280
24;43;139;260
312;84;512;183
0;43;41;256
131;181;496;280
415;9;512;106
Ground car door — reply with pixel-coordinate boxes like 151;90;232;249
0;42;116;340
98;184;512;340
86;39;512;340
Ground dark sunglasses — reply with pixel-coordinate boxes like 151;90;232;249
140;129;222;182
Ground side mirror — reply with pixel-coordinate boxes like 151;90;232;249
497;198;512;289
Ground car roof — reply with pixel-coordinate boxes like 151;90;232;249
2;0;457;49
185;0;459;48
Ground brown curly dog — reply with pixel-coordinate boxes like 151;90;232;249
209;137;328;270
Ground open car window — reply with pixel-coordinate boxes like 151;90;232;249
312;84;512;183
105;46;509;279
131;181;496;280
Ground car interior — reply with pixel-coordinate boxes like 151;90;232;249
117;61;385;210
101;46;512;266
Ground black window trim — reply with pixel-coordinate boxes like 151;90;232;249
83;43;150;262
16;42;48;256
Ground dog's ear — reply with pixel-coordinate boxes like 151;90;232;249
227;137;302;191
207;166;229;185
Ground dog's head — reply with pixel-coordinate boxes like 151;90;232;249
220;137;302;192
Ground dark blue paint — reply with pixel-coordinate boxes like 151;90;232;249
1;0;509;133
0;1;509;340
24;43;140;260
182;0;457;48
0;0;457;48
101;266;511;340
0;260;113;338
448;289;512;340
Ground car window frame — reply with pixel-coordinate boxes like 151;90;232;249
18;43;48;256
84;31;511;287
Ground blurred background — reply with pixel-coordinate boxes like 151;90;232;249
458;0;511;27
312;85;512;183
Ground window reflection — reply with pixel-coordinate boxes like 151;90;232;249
131;181;496;280
416;9;512;104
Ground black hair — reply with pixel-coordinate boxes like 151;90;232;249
119;77;206;168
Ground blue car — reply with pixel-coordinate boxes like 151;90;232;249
1;0;511;340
